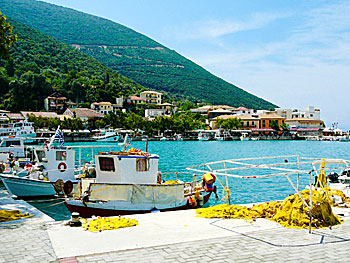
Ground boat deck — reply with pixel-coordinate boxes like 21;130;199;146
1;190;350;262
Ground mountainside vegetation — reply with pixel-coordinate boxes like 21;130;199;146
0;18;146;112
0;0;277;109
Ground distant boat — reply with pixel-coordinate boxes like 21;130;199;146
198;132;210;141
240;132;250;141
0;121;36;143
92;128;119;142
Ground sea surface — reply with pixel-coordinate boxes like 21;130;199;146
2;140;350;221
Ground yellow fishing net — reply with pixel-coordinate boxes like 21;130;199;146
163;180;180;185
0;209;33;222
197;189;343;229
82;216;139;232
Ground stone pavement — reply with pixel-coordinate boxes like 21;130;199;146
72;220;350;263
1;186;350;263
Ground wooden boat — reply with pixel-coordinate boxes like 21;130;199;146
64;138;215;217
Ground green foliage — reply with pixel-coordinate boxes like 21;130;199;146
270;120;281;131
0;0;277;110
280;122;290;132
216;117;243;130
27;114;84;131
0;18;146;111
0;11;17;60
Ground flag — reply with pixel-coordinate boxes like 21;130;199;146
55;127;64;146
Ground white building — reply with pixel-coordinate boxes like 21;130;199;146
140;91;162;105
145;109;166;119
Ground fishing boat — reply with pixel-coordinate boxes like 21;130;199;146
91;128;119;142
0;128;79;197
64;138;215;217
240;132;250;141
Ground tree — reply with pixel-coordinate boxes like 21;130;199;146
270;120;280;131
216;117;243;130
0;12;17;60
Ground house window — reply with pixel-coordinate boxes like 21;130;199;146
99;157;115;172
56;151;67;161
136;158;149;171
262;120;265;127
246;121;249;126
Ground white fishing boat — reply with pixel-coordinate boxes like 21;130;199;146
92;128;119;142
0;137;31;162
64;137;215;217
0;127;79;197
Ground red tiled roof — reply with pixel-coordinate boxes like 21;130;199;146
21;111;58;118
235;107;249;111
129;96;145;101
69;108;104;118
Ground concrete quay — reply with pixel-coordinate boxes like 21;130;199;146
1;188;350;263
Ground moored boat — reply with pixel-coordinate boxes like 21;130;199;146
91;128;119;142
64;139;215;217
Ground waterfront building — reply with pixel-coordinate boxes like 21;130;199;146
258;106;321;120
140;91;162;105
21;111;59;119
258;114;286;129
285;118;323;129
234;107;256;115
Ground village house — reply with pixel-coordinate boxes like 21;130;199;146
63;108;104;124
44;92;67;113
91;102;113;115
140;91;162;105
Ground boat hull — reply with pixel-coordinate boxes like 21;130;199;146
0;174;57;197
65;192;212;218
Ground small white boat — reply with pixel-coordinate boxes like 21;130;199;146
160;137;168;141
240;132;250;141
64;137;215;217
92;128;119;142
198;132;210;141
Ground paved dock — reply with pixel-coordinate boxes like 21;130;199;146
1;188;350;262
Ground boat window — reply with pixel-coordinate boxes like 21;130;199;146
5;140;21;147
99;157;115;172
36;150;46;162
136;158;149;172
56;151;67;161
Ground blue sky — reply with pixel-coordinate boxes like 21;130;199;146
42;0;350;129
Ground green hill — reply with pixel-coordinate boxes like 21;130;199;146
0;18;145;111
0;0;277;109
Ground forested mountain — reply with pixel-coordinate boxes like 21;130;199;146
0;18;145;111
0;0;277;109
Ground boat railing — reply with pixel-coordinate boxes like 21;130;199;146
186;155;350;233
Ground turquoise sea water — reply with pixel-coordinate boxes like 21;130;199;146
4;140;350;221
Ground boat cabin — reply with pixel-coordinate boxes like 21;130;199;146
33;146;76;182
95;151;159;184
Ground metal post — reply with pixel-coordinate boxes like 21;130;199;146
224;161;231;205
297;155;300;191
309;170;313;234
79;147;82;173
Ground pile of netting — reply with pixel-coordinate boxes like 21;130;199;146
82;216;139;232
0;209;33;222
196;189;343;229
321;187;350;207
